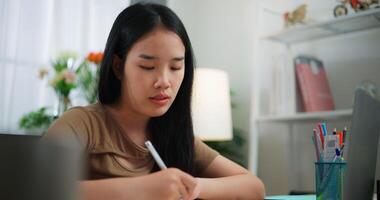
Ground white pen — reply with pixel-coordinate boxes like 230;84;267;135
145;140;167;170
145;140;184;200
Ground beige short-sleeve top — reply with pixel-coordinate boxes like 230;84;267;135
44;103;219;180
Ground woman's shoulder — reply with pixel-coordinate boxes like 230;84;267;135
44;103;107;149
63;103;104;117
55;103;107;124
194;136;219;156
193;136;220;175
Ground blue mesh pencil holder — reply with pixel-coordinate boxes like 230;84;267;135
315;162;346;200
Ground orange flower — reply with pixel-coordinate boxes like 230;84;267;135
87;52;103;64
94;52;103;64
87;52;96;62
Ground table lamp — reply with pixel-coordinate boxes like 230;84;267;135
191;68;233;141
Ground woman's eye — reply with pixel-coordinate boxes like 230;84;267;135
139;65;154;70
171;67;182;71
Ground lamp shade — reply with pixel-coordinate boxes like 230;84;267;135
191;68;233;141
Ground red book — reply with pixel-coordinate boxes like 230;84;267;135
295;56;335;112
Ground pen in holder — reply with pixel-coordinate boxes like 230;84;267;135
377;180;379;200
315;162;346;200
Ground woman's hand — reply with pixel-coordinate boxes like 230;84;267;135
128;168;199;200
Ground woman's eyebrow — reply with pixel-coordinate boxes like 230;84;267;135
139;54;156;60
171;56;184;62
139;54;184;62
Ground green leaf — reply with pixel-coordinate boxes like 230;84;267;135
76;61;100;103
19;107;55;130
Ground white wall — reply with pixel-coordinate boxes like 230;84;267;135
168;0;260;168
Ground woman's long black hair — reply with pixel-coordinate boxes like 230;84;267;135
98;3;195;175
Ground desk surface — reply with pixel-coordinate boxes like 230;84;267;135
265;195;315;200
265;194;377;200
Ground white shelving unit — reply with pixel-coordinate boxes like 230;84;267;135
256;8;380;122
251;7;380;195
262;8;380;44
257;109;352;123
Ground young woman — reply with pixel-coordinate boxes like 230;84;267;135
45;3;265;200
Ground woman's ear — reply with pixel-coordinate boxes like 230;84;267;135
112;55;122;79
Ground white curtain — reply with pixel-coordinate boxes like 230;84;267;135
0;0;129;132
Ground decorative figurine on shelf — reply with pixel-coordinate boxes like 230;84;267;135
284;4;308;28
334;0;380;17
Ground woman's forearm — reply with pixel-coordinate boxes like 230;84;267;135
197;174;265;200
80;178;134;200
79;169;199;200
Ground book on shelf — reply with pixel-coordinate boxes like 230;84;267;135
295;55;335;112
270;52;298;115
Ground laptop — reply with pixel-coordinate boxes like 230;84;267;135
343;88;380;200
0;133;82;200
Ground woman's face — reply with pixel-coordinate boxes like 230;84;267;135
119;26;185;117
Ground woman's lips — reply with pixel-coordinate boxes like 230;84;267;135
149;97;170;106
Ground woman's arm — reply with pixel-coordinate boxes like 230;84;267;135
80;178;131;200
196;155;265;200
80;168;198;200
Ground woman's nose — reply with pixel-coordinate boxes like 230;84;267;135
153;71;170;89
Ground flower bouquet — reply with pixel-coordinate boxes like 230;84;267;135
19;51;103;133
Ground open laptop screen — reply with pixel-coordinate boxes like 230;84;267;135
343;89;380;200
0;133;82;200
